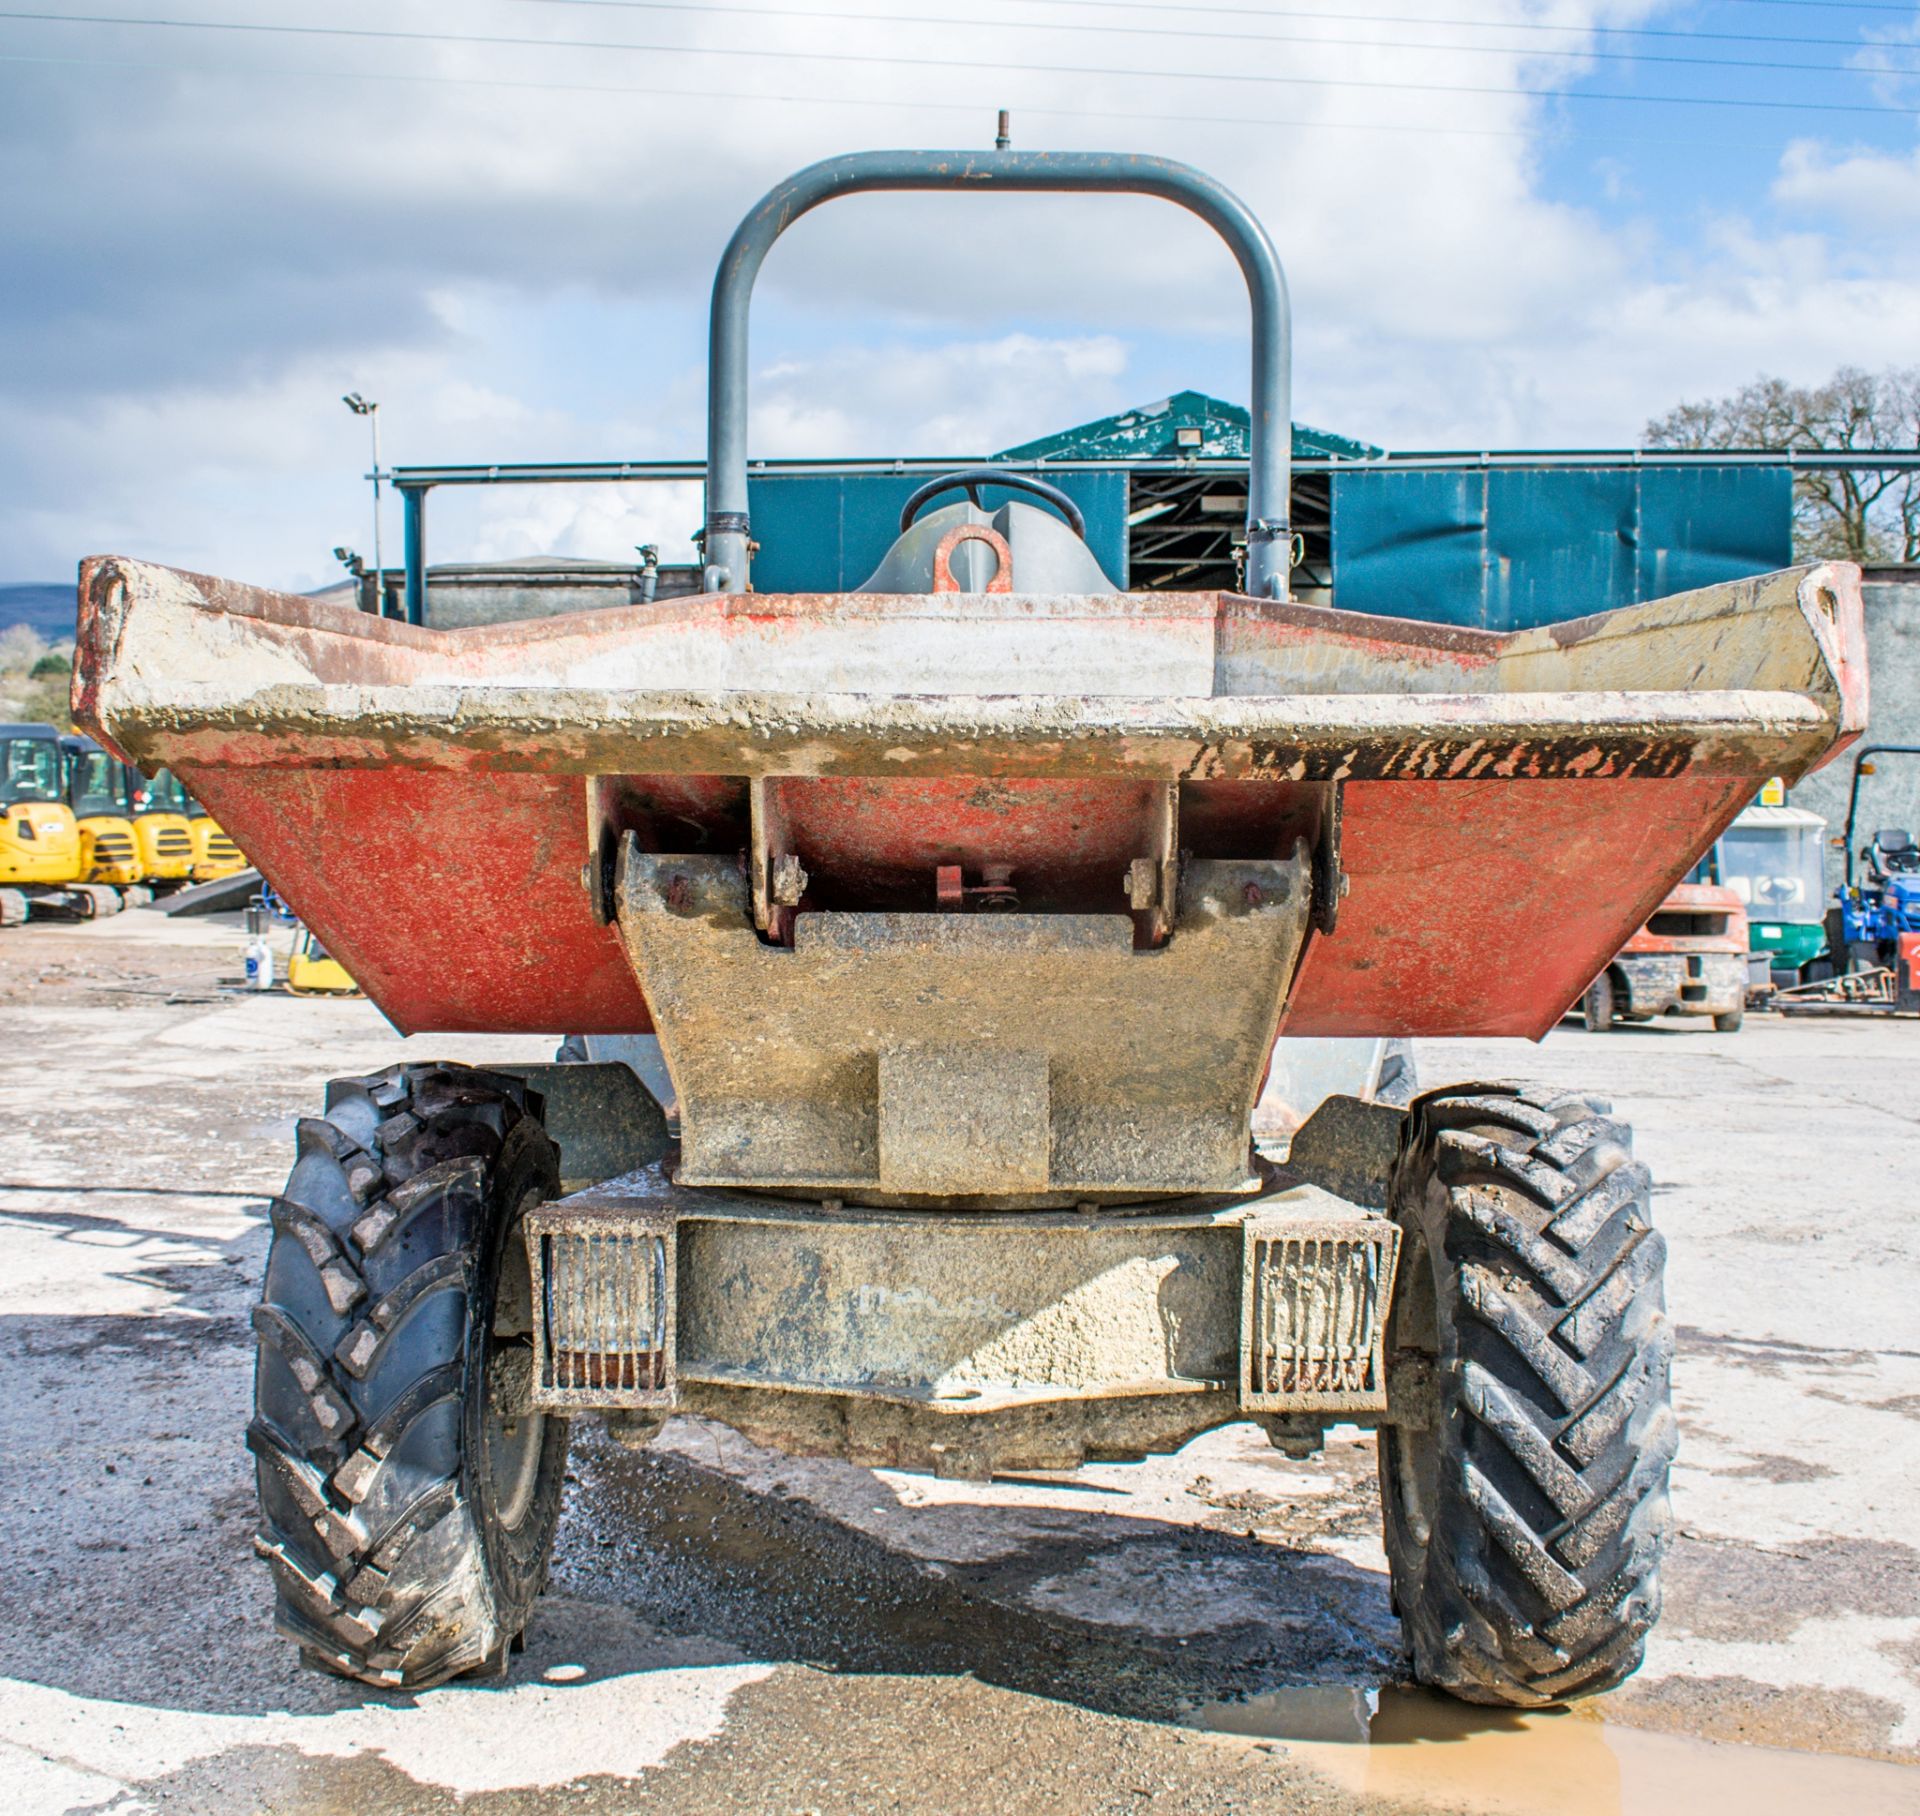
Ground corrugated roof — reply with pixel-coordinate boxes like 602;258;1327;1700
996;390;1381;463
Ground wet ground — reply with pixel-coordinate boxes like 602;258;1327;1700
1;909;1917;1814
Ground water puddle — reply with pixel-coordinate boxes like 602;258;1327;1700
1186;1685;1920;1815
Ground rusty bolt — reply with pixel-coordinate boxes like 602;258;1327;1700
771;852;809;907
665;873;692;913
1125;857;1159;911
1244;881;1264;908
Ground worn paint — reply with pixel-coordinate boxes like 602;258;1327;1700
70;554;1867;1044
181;763;650;1035
1277;772;1762;1038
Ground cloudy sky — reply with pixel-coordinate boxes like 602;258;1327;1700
4;0;1920;587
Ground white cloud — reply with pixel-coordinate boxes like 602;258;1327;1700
1773;139;1920;243
464;480;705;566
753;333;1131;455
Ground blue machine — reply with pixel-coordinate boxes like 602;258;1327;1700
1779;744;1920;1016
1833;745;1920;962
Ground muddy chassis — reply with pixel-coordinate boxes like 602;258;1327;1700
252;1057;1674;1708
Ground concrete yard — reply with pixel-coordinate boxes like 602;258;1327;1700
1;907;1917;1815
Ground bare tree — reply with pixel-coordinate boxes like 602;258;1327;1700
1644;367;1920;564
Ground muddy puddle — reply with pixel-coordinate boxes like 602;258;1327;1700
1186;1684;1920;1814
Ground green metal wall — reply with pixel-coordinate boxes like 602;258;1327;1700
1327;464;1793;629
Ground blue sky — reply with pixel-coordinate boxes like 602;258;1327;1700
4;0;1920;587
1537;2;1920;221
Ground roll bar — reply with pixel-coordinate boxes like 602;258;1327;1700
1842;743;1920;888
704;149;1294;599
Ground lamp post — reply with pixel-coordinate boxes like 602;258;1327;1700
342;393;383;615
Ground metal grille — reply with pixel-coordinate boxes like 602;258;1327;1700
531;1223;674;1409
154;829;192;855
93;835;134;861
1241;1219;1398;1414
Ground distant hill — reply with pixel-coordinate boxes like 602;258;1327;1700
0;583;78;642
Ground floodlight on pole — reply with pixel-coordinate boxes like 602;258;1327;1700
343;393;384;615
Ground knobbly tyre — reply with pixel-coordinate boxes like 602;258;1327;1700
72;147;1866;1703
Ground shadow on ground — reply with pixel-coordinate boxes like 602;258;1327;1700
0;1188;1404;1737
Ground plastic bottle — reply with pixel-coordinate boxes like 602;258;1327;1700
245;935;274;991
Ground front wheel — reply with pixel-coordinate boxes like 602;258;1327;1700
250;1063;568;1688
1713;1009;1743;1033
1380;1086;1675;1705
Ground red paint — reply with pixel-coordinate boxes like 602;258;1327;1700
1278;774;1759;1040
932;524;1014;593
772;776;1168;913
176;759;1766;1042
182;764;650;1036
77;557;1865;1041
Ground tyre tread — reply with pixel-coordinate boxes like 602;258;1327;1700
251;1062;564;1690
1384;1083;1675;1706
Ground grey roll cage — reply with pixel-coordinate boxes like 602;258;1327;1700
703;148;1295;600
1843;743;1920;889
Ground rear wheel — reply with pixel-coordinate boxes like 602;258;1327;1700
1580;973;1614;1033
1380;1086;1674;1705
1712;1008;1743;1033
250;1062;568;1688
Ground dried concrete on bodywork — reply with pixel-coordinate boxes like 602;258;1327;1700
79;553;1856;786
0;909;1916;1813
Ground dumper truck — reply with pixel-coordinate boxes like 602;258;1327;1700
71;148;1867;1707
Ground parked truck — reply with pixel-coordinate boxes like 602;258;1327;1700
72;148;1867;1706
1580;882;1749;1032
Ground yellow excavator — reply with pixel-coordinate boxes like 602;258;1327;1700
60;734;146;902
1;720;119;923
126;764;196;891
184;786;248;883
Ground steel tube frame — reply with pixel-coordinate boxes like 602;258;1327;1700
1842;744;1920;891
387;450;1920;489
401;485;426;626
704;150;1294;599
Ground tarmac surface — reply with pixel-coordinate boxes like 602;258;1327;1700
1;907;1917;1814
